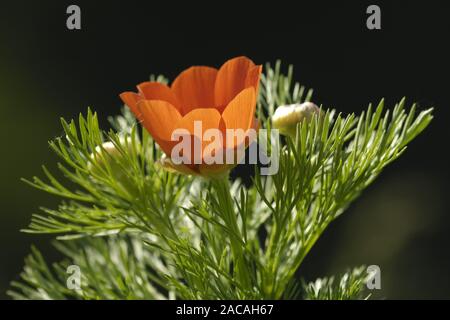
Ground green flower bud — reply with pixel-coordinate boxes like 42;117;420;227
271;102;320;138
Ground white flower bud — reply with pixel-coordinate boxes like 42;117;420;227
88;136;138;195
271;102;320;137
89;137;132;170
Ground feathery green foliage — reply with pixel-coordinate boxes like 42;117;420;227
302;267;370;300
9;61;433;300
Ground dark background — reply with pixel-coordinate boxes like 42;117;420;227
0;1;449;299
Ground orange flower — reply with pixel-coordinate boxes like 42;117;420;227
120;56;262;176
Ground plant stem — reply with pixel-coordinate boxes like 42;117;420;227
212;175;252;294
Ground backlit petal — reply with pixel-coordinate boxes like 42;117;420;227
221;87;257;149
176;108;222;165
158;156;200;175
198;163;235;177
137;82;181;113
176;108;222;136
119;92;143;119
245;65;263;96
221;87;256;131
171;66;218;115
137;100;182;156
214;56;256;111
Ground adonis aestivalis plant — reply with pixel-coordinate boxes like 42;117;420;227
11;59;433;300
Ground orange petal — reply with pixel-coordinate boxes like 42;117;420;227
221;87;257;150
176;108;222;165
214;56;256;111
137;82;182;113
245;65;263;97
157;156;200;176
176;108;222;136
119;92;143;119
137;100;182;154
201;121;258;175
156;140;182;160
198;163;235;177
221;87;256;132
171;66;218;115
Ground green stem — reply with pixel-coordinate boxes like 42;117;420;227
212;175;252;293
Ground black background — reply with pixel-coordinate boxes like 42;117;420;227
0;0;449;299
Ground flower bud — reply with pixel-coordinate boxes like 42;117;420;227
271;102;320;137
88;136;138;195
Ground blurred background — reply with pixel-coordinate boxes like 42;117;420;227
0;1;448;299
